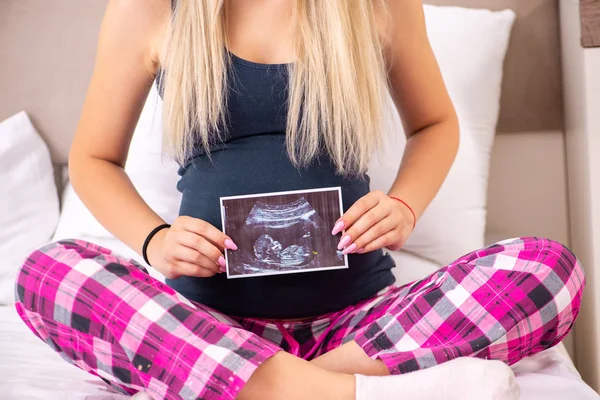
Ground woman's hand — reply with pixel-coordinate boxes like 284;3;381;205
332;191;415;254
145;216;238;279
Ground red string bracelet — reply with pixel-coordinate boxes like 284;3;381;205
389;196;417;231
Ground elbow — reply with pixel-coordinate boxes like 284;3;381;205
67;146;88;194
68;147;80;185
447;113;460;159
68;145;125;195
408;111;460;159
67;145;100;193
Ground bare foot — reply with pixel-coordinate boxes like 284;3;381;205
239;351;356;400
311;341;389;376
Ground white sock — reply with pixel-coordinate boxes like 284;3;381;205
355;357;520;400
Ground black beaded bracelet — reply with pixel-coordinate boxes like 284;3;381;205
142;224;171;266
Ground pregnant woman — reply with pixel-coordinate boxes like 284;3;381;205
16;1;584;399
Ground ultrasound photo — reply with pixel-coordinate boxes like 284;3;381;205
220;187;348;278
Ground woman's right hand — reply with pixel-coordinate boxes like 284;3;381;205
145;216;238;280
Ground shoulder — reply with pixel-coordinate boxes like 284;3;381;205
104;0;171;30
100;0;171;69
379;0;427;43
381;0;424;23
106;0;171;22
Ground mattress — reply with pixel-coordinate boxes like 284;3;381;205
1;243;598;400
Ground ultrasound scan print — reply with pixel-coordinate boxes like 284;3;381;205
221;188;347;278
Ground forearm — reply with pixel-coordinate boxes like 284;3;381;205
387;118;459;220
69;156;166;255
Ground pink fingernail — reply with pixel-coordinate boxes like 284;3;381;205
218;256;226;268
332;221;345;235
337;235;351;250
224;239;238;251
343;243;357;255
220;265;227;273
357;248;365;254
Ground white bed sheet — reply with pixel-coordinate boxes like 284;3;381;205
1;240;598;400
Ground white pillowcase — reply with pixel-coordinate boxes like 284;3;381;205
0;112;59;304
370;5;516;267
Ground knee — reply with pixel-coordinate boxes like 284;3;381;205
547;239;585;309
507;237;585;304
480;237;584;299
15;239;102;304
518;238;586;341
525;237;583;283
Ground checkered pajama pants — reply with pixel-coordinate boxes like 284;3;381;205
15;237;584;400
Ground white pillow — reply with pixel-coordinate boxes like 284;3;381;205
53;84;181;241
0;112;59;304
370;6;516;266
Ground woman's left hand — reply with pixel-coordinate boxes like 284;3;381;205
332;191;415;254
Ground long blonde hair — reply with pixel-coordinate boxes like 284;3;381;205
161;0;390;175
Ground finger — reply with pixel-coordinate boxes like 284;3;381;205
171;245;221;273
359;230;403;254
339;205;390;250
180;216;237;250
173;260;219;278
347;218;397;254
334;191;383;235
177;231;225;266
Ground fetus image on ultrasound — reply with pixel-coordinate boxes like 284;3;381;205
221;188;348;278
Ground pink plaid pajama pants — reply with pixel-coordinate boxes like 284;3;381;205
16;237;584;400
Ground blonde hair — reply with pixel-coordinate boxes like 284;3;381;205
161;0;389;175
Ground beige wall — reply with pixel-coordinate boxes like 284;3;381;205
560;0;600;391
487;131;569;246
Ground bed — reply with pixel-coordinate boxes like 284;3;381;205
0;0;598;399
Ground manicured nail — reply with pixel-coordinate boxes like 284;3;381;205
220;265;227;273
357;248;365;254
343;243;357;255
332;220;345;235
224;239;238;251
218;256;226;268
337;235;351;250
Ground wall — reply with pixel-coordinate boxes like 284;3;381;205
581;0;600;48
560;0;600;391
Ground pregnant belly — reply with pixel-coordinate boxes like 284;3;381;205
170;135;396;319
177;134;370;229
